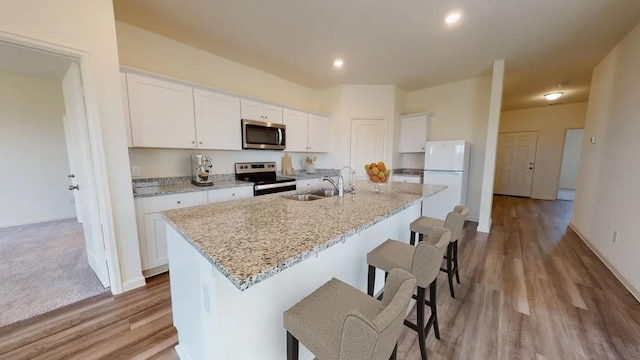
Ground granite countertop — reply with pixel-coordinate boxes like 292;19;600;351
393;168;424;176
132;176;253;198
162;181;447;291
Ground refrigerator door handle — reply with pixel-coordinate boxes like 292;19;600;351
424;170;464;173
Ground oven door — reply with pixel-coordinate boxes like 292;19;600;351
242;119;286;150
254;181;297;196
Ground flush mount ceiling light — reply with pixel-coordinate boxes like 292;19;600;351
333;59;344;68
445;11;462;24
544;92;563;101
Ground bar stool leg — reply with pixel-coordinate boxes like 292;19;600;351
416;287;428;360
454;240;461;284
446;243;455;298
410;231;417;246
287;331;299;360
367;265;375;296
430;279;440;340
389;343;398;360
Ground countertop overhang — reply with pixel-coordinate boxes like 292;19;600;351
162;181;446;291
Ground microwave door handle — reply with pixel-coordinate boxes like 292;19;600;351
277;128;282;145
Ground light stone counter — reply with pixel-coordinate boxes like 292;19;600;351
162;181;446;291
132;176;253;198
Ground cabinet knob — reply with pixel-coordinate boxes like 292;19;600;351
199;141;203;144
232;193;235;196
177;201;181;204
192;141;196;144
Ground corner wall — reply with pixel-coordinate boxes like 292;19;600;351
500;103;587;200
402;76;493;221
572;21;640;298
0;72;75;227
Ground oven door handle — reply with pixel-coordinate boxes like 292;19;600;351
254;181;297;191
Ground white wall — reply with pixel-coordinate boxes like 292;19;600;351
573;21;640;298
0;72;76;227
558;129;584;189
320;85;399;173
116;21;320;112
402;76;492;221
500;103;587;199
129;149;332;178
0;0;143;292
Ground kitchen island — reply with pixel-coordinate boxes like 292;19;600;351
163;181;446;360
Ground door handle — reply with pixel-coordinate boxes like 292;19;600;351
69;185;79;191
67;174;75;178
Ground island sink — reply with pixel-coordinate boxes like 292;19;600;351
284;194;324;201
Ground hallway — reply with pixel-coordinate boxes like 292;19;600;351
1;197;639;359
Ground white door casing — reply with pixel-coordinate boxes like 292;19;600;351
62;62;110;287
350;119;385;181
494;131;538;197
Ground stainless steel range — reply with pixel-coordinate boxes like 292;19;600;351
235;162;296;196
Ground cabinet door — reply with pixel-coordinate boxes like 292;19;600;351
240;99;264;121
143;212;168;269
120;73;133;147
263;104;283;124
208;186;254;204
127;73;196;148
194;89;241;150
399;115;428;153
283;109;308;152
307;114;330;152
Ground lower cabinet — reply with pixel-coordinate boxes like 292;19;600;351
392;175;422;184
296;177;338;191
135;186;253;277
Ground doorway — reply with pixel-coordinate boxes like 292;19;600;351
557;129;585;201
494;131;538;197
350;118;385;181
0;43;109;327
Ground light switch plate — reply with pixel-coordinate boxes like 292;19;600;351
590;136;597;144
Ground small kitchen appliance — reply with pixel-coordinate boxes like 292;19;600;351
191;155;214;187
235;162;296;196
241;119;286;150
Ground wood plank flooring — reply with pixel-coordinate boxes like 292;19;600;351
1;196;639;359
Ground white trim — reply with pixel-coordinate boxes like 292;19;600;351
175;345;191;360
477;218;491;234
121;276;146;292
0;31;124;294
0;215;77;229
569;222;640;302
531;195;557;201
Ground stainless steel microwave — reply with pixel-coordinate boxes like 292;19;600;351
241;119;286;150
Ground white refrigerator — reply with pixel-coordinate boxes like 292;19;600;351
422;140;470;220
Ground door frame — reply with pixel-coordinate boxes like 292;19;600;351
0;32;123;293
556;127;585;197
495;130;539;197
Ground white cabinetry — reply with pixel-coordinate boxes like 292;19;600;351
392;175;422;184
120;72;133;147
136;187;254;276
399;114;430;153
127;73;196;148
207;187;253;203
283;110;329;153
194;89;241;150
240;99;283;124
296;177;338;190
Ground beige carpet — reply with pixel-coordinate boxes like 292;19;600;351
0;218;108;327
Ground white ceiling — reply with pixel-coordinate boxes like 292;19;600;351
113;0;640;110
0;43;71;80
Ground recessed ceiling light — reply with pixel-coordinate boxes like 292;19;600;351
445;12;461;24
544;92;563;101
333;59;344;68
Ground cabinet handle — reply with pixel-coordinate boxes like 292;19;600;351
192;141;196;144
199;141;203;144
177;201;181;204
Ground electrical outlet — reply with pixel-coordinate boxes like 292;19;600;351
131;166;141;176
612;231;618;243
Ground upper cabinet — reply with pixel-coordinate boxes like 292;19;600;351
398;114;430;153
283;110;329;153
240;99;283;124
194;89;241;150
127;73;197;149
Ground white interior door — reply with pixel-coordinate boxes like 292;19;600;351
61;62;110;287
62;115;83;223
494;131;538;197
350;119;385;181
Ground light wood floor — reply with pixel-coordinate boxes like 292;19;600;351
1;196;639;359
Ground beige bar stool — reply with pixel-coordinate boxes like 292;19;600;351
410;205;469;298
366;227;451;360
283;268;416;360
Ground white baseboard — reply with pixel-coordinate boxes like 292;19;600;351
569;222;640;302
0;214;77;229
531;194;556;201
120;276;146;292
142;264;169;278
175;345;190;360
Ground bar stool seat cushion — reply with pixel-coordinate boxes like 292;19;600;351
410;217;444;238
367;240;413;274
284;278;383;360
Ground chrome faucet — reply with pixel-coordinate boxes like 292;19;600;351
322;169;345;197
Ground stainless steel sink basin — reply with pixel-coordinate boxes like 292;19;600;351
285;194;325;201
308;189;339;197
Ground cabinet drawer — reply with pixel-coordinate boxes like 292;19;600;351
142;191;208;214
208;186;254;204
392;175;422;184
